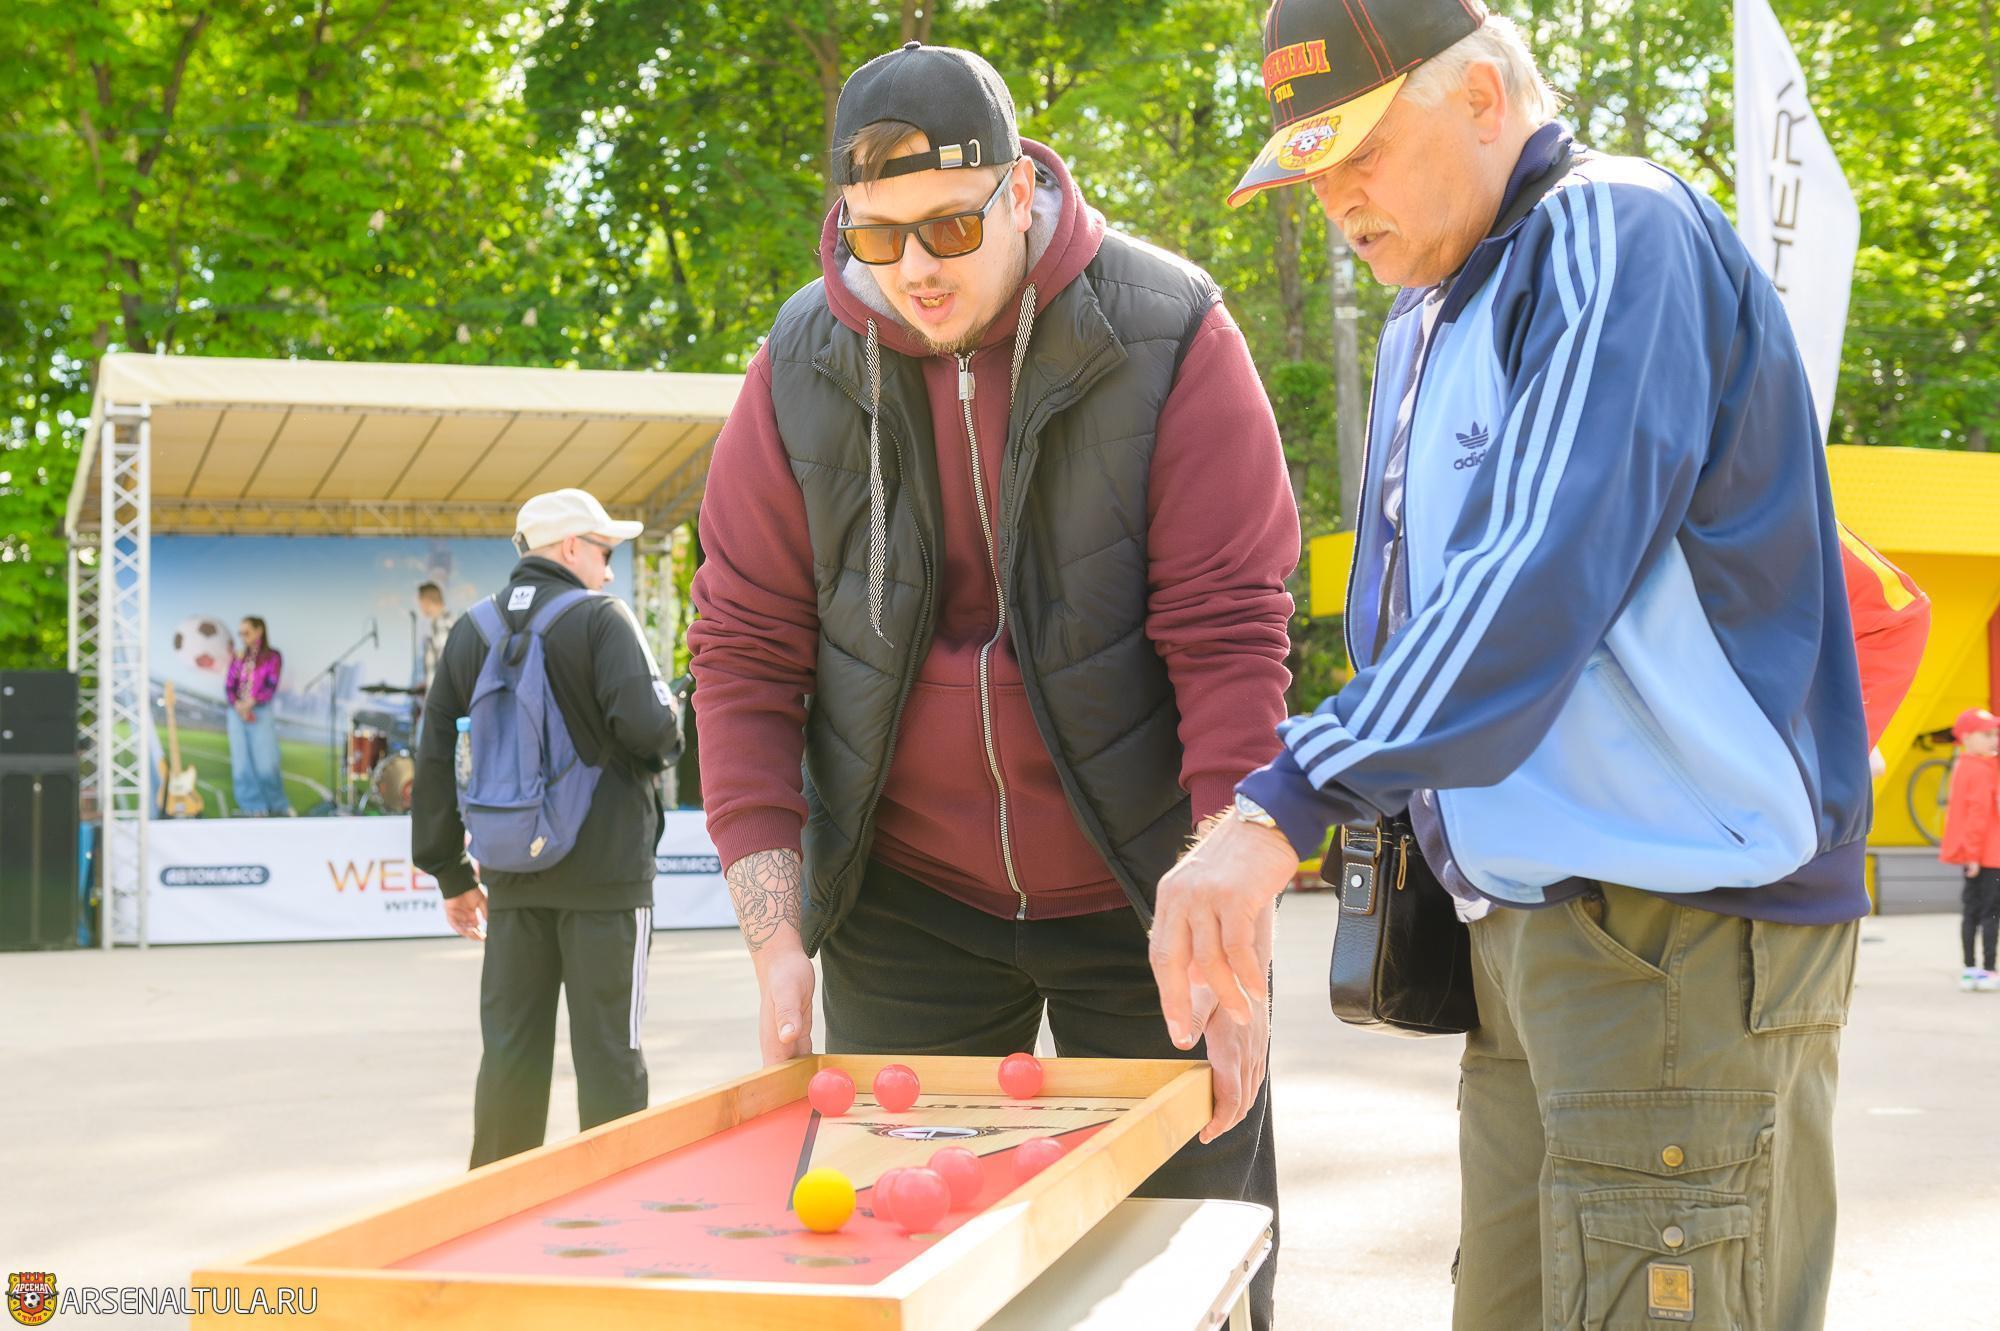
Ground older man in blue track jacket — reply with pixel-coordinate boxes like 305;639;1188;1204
1152;2;1876;1328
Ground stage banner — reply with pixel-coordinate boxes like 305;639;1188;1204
141;812;734;945
149;534;634;820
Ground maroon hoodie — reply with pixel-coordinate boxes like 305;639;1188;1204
689;140;1299;920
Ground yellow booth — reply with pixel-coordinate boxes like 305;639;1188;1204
1306;445;2000;876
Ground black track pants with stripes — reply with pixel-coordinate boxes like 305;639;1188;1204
470;904;652;1168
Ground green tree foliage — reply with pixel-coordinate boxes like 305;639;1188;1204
4;0;1994;701
0;0;612;665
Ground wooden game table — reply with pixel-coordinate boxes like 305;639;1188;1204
194;1054;1244;1329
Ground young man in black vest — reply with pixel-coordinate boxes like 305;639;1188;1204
690;43;1299;1326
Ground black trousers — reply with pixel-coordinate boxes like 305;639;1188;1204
1964;868;2000;971
820;862;1279;1330
470;904;653;1168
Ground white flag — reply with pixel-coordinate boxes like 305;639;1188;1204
1734;0;1860;439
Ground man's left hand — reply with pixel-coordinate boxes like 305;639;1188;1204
1150;812;1296;1048
1191;979;1269;1144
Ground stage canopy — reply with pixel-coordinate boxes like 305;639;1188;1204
63;352;744;947
66;353;742;538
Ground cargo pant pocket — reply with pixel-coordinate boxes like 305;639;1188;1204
1547;1089;1773;1331
1746;919;1858;1035
1578;1189;1752;1329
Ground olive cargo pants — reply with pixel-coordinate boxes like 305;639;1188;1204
1454;884;1858;1331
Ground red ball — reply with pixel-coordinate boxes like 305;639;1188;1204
928;1146;983;1209
997;1052;1044;1099
869;1167;910;1221
892;1167;951;1233
873;1063;921;1113
1013;1136;1065;1185
807;1067;856;1117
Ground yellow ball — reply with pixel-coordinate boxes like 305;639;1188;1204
792;1167;856;1234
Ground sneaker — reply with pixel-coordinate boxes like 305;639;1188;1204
1963;968;1989;992
1979;972;2000;993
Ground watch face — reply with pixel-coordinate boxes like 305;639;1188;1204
1235;795;1277;827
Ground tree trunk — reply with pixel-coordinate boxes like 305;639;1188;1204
1327;222;1365;530
901;1;934;46
1272;189;1307;362
1623;11;1648;156
789;20;845;211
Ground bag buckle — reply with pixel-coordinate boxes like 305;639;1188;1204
1337;825;1384;915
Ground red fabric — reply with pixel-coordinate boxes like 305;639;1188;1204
1941;752;2000;867
689;141;1298;918
1838;526;1929;749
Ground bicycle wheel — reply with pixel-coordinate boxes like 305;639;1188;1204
1905;758;1952;847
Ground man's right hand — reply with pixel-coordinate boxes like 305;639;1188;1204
726;848;813;1065
756;945;817;1065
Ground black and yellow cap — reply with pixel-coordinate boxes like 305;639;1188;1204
1228;0;1488;207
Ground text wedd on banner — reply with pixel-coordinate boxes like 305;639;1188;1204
1733;0;1861;437
137;811;733;945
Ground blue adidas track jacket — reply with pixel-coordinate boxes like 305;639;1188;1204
1239;124;1873;924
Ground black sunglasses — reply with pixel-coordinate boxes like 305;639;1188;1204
838;174;1012;266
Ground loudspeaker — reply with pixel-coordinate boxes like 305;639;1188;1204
0;671;79;758
0;765;80;950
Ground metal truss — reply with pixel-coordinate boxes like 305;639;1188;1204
67;541;104;945
630;528;687;807
642;437;717;533
96;406;152;947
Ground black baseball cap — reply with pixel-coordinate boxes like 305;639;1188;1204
831;42;1022;185
1228;0;1488;207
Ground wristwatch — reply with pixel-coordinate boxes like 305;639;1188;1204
1233;792;1281;832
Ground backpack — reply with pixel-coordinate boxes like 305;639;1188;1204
458;585;602;873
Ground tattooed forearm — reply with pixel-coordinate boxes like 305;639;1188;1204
726;849;804;952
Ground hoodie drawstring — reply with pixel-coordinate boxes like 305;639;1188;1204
1010;284;1039;406
865;318;890;643
862;284;1041;646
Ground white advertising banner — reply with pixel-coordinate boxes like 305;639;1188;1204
1734;0;1860;435
138;811;735;945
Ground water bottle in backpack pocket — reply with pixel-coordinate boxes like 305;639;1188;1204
458;586;603;873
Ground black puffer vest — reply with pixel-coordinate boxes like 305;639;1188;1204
767;232;1220;951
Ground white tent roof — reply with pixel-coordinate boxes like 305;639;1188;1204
67;353;743;538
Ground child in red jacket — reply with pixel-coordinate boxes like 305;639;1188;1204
1939;707;2000;991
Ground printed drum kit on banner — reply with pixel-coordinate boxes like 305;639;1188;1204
350;684;422;814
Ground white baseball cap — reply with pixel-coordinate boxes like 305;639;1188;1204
514;488;644;552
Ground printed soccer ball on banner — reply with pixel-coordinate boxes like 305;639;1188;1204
173;616;234;674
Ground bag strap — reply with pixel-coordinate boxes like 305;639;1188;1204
466;596;508;647
525;587;596;637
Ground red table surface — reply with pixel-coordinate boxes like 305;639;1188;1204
393;1092;1128;1285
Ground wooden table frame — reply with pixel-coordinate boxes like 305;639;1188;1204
192;1054;1212;1330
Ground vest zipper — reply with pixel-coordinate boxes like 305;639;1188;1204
960;352;1030;921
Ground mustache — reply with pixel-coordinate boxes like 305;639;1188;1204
1341;212;1399;242
900;283;956;297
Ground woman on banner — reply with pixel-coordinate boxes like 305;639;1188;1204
225;616;290;816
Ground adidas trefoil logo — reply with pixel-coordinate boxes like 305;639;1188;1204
1453;422;1490;471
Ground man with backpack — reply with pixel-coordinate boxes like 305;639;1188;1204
413;488;681;1168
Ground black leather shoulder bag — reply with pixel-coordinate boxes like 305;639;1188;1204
1325;815;1478;1036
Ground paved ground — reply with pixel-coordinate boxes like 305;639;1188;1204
5;895;1995;1328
